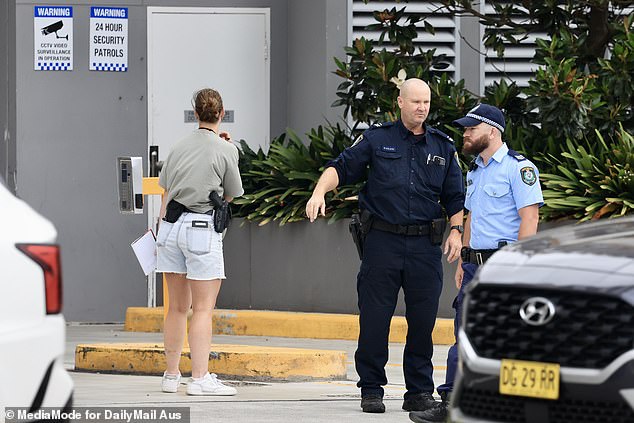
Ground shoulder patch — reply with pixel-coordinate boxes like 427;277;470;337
520;166;537;186
507;149;526;161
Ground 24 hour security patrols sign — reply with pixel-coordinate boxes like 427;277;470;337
90;7;128;72
34;5;73;71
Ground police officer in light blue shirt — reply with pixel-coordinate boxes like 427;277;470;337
465;140;543;250
410;104;543;423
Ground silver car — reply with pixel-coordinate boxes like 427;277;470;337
451;216;634;423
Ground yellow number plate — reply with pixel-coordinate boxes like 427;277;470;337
499;359;560;400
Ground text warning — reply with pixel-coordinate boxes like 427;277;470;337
90;7;128;72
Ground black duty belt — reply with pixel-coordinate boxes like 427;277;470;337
461;247;498;265
370;217;431;236
164;199;212;223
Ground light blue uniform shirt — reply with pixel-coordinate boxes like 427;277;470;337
465;143;543;250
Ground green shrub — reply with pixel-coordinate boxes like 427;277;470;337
526;39;604;141
233;125;364;225
595;19;634;135
234;3;633;225
332;6;462;131
540;125;634;221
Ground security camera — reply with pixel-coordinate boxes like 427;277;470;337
41;21;68;40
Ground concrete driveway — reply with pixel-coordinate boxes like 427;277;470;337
66;324;450;423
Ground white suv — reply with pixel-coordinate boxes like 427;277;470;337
0;180;73;415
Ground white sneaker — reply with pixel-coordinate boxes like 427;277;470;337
186;373;237;396
161;371;181;393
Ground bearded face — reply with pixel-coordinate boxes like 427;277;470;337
462;125;491;156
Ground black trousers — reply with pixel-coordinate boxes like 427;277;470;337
355;228;443;399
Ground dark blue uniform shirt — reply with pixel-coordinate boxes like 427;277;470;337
327;120;464;225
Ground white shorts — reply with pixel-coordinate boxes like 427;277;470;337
156;212;225;280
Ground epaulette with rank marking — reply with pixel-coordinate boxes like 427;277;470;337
468;159;478;171
507;149;527;161
368;121;395;130
429;127;455;144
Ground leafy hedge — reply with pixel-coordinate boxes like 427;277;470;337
540;125;634;221
234;5;634;224
233;125;364;225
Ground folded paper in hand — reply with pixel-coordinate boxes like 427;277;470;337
131;229;156;275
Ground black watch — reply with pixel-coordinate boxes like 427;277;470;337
450;225;464;234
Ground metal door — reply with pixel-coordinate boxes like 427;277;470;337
146;7;269;304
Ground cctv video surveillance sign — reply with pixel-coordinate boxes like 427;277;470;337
89;7;128;72
34;6;73;71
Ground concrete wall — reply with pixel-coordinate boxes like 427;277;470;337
13;0;354;321
457;14;483;95
1;0;16;191
0;1;7;184
16;1;149;322
220;219;459;318
14;0;291;322
12;0;461;321
287;0;347;138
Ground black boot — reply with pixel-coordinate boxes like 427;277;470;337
409;391;450;423
361;394;385;413
402;392;438;412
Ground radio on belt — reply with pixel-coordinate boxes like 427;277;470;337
116;156;143;214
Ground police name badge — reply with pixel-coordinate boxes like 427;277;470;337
520;166;537;186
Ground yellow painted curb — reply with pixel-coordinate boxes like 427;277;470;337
124;308;456;345
74;343;347;381
124;307;165;332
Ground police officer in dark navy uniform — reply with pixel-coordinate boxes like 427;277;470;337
306;79;465;414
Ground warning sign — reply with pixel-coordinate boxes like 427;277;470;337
89;7;128;72
34;5;73;71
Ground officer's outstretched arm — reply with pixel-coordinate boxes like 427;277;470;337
306;167;339;222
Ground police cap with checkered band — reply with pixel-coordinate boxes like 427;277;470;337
453;104;506;133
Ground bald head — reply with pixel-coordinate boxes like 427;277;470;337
399;78;430;99
397;78;431;133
